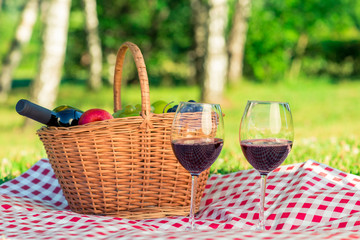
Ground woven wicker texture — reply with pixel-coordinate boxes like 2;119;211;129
37;42;209;219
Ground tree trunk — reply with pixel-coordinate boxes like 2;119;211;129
82;0;102;90
288;33;308;81
202;0;228;103
30;0;71;109
0;0;39;101
227;0;251;84
189;0;209;87
106;52;116;86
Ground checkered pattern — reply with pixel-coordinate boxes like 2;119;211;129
0;159;68;210
1;159;360;239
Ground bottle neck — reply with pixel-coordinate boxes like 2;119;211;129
16;99;55;125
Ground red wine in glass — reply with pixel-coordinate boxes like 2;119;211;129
240;139;293;175
171;102;224;231
172;138;224;175
240;101;294;230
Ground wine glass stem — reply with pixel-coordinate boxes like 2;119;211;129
189;174;198;231
258;174;267;231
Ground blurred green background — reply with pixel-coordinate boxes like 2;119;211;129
1;0;360;181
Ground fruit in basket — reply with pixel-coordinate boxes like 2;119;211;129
112;109;125;118
113;104;141;118
136;103;156;114
167;105;178;113
78;108;113;125
151;100;173;114
166;100;199;113
112;100;176;118
124;105;136;115
135;104;141;112
167;100;191;113
113;109;139;118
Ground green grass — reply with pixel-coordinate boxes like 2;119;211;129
1;78;360;184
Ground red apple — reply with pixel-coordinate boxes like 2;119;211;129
78;108;113;125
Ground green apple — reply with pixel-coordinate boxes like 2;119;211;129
152;100;173;114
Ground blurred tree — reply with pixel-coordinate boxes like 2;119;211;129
3;0;359;95
227;0;251;84
244;0;344;82
300;0;360;78
82;0;102;90
96;0;194;87
0;0;39;101
190;0;208;87
345;0;360;30
30;0;71;109
288;33;308;80
202;0;228;103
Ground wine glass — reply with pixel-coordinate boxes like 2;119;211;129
171;102;224;231
240;100;294;230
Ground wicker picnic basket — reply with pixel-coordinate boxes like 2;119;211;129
37;41;210;219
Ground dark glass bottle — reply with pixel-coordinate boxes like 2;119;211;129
52;105;84;113
16;99;83;127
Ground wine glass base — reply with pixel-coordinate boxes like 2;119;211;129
185;225;197;231
255;224;265;231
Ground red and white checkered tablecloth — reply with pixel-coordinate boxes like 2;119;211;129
1;159;360;239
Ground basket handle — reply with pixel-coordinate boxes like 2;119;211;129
113;42;153;128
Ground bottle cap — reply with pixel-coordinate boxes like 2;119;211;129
16;99;52;125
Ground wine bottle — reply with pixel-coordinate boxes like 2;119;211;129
16;99;83;127
53;105;84;113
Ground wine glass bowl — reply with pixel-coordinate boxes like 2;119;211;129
240;100;294;230
171;102;224;230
